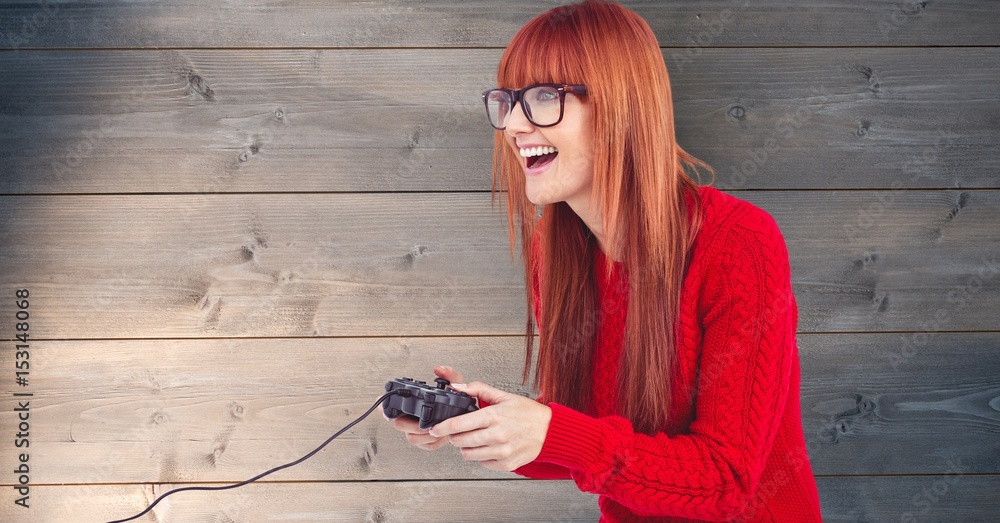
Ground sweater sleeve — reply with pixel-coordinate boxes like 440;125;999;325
528;206;798;520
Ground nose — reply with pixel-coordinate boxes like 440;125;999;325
504;101;534;137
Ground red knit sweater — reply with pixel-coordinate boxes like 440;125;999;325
513;185;823;522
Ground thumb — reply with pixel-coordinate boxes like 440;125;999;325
453;381;509;405
434;365;465;384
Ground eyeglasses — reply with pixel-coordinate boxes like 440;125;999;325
481;83;588;130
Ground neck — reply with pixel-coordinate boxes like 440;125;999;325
565;195;615;262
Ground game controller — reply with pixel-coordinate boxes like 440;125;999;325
383;377;479;430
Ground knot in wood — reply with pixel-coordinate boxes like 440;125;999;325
905;1;927;15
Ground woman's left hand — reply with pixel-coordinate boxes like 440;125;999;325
428;382;552;472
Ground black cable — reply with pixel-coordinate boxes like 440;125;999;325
107;390;404;523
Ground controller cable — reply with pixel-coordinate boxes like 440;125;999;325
107;389;408;523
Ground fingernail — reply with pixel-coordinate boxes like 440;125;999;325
452;382;467;389
428;429;438;437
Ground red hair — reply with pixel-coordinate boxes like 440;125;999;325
490;0;715;435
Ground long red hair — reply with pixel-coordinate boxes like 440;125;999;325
490;0;715;435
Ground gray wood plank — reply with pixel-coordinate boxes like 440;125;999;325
798;332;1000;476
0;334;995;485
817;475;1000;522
0;193;523;339
1;191;998;338
1;48;997;193
0;337;530;485
3;476;998;522
1;1;997;49
0;1;995;519
0;480;602;522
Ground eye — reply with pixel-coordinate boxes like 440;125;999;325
528;87;560;104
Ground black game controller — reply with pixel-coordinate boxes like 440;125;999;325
383;377;479;430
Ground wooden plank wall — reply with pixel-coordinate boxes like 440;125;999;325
1;1;998;521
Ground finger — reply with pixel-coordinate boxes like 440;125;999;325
447;426;493;449
451;381;508;405
393;416;427;434
434;365;465;385
406;432;445;446
429;407;490;438
458;444;497;463
416;438;450;451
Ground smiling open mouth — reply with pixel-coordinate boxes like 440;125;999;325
528;151;557;169
521;146;559;169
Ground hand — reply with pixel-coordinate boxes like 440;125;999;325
384;365;464;451
428;382;552;472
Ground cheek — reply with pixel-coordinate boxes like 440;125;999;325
560;150;594;184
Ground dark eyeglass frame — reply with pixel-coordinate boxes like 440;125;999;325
481;83;588;130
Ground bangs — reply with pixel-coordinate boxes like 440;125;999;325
497;6;587;89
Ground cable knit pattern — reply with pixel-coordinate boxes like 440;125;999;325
514;186;822;522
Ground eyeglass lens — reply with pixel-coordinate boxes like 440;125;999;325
486;86;563;129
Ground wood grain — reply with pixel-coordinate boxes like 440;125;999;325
0;334;996;487
1;48;997;193
2;1;998;518
2;480;602;522
1;191;998;339
816;474;1000;522
1;1;998;49
797;332;1000;476
4;476;998;522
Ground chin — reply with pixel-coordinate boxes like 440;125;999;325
525;192;549;206
525;183;553;206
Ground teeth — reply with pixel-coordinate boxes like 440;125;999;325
519;146;557;157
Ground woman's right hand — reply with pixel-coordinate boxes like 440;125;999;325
385;365;465;451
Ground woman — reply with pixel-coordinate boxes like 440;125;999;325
387;1;823;521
